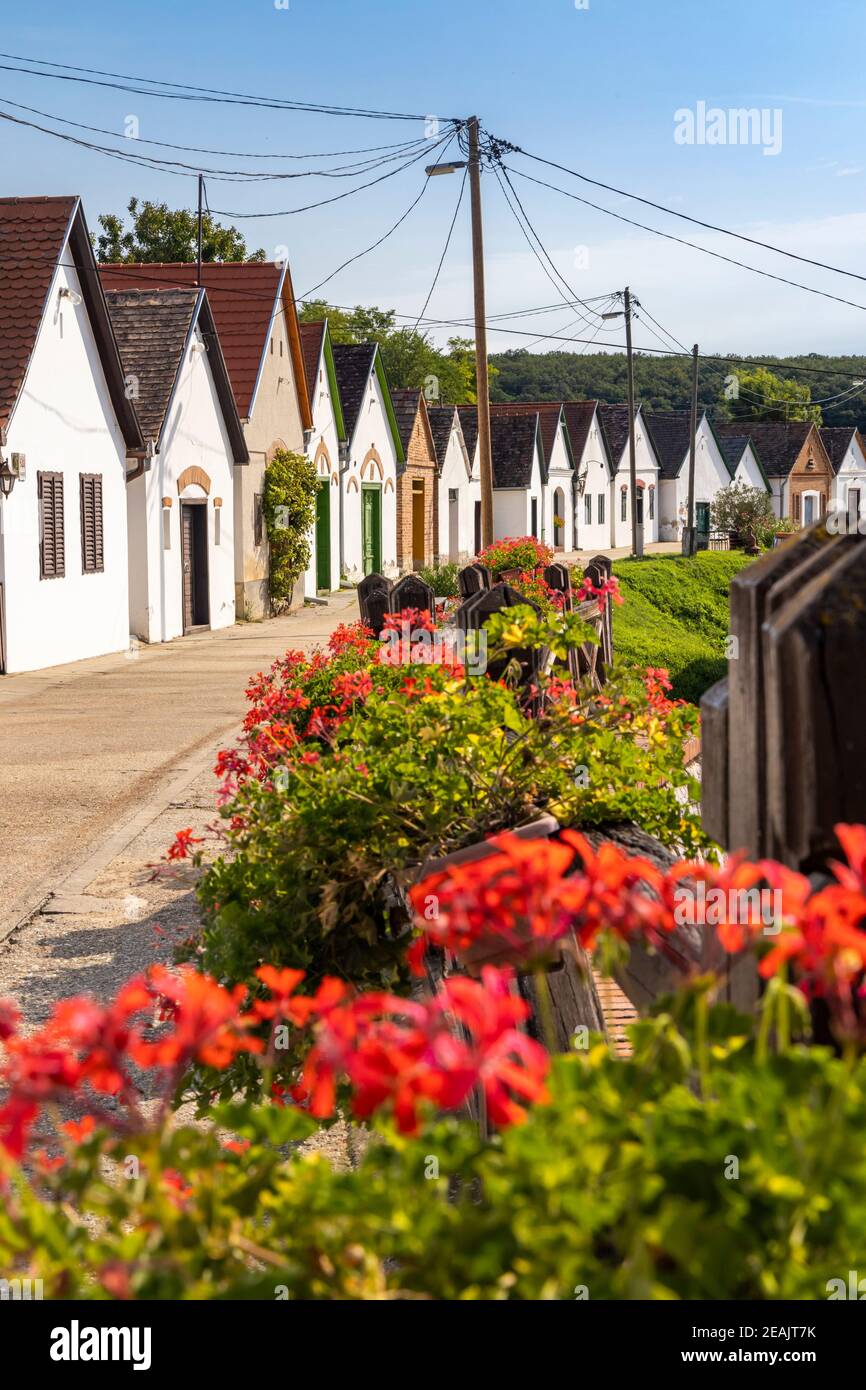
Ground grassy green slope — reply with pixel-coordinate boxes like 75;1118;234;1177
612;551;756;703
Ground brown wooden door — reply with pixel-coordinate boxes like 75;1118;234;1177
181;504;195;632
411;480;425;568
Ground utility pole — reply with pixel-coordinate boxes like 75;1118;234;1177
684;342;699;556
196;173;204;288
624;287;641;557
467;117;494;550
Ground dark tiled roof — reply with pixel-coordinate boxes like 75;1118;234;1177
819;426;858;474
390;387;422;453
0;196;76;430
561;400;599;464
491;414;540;487
298;320;326;404
597;402;632;464
456;405;479;463
456;407;540;487
104;288;199;443
717;433;751;471
490;402;565;466
331;342;377;442
716;420;813;477
426;405;460;467
644;410;692;480
99;261;285;418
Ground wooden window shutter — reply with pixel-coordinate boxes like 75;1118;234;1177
39;471;65;579
80;474;104;574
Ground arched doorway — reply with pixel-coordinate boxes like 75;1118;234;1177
553;487;565;549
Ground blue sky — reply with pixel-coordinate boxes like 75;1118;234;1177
2;0;866;355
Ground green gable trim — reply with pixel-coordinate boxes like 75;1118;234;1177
374;348;405;466
321;323;347;443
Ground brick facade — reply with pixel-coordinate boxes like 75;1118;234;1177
394;400;437;571
787;429;833;523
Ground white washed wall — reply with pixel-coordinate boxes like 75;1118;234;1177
830;436;866;520
1;260;130;673
132;327;237;643
658;420;733;540
436;424;475;562
573;417;612;552
304;347;342;596
342;367;398;580
544;420;574;550
612;416;660;547
733;443;767;494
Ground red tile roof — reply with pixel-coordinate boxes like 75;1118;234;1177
0;196;77;431
298;320;326;404
98;261;287;419
0;196;142;449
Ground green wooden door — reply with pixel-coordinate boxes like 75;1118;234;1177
315;482;331;591
362;484;382;576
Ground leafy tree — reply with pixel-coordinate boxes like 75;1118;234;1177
723;365;821;424
96;197;265;263
297;301;486;403
489;349;866;429
710;482;776;541
262;449;318;610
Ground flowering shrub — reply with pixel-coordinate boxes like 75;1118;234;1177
475;535;564;612
409;822;866;1047
478;535;552;575
4;818;866;1298
190;658;706;1094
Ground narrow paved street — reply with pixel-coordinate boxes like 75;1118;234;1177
0;594;358;943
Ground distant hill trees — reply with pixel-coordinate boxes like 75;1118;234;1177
490;348;866;430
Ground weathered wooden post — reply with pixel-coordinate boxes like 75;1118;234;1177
699;521;866;1012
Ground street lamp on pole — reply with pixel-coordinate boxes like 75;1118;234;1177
425;117;494;551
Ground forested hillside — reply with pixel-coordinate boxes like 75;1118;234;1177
490;349;866;430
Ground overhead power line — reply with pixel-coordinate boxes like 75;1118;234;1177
300;132;460;299
504;140;866;288
0;103;456;182
0;52;456;122
209;134;456;216
0;95;440;160
492;162;607;330
504;165;866;317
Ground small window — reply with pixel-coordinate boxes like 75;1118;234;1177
649;486;655;521
254;493;264;547
598;493;605;524
269;338;274;355
620;488;627;522
39;471;65;579
79;474;104;574
794;492;802;521
584;493;592;525
279;340;283;357
448;487;458;503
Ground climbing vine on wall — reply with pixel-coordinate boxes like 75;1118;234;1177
262;449;318;610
